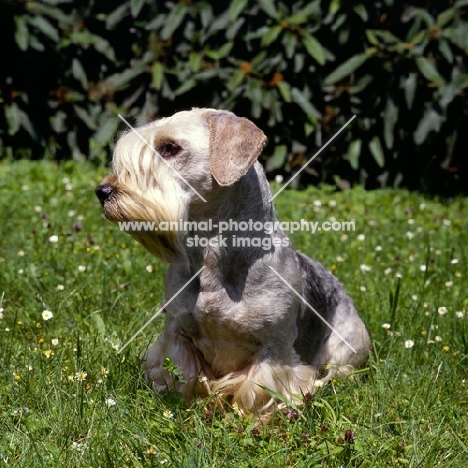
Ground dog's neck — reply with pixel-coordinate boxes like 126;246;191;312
184;164;281;288
188;163;275;226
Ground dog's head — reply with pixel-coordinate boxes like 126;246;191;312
96;108;266;262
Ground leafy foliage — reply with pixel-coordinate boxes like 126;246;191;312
1;0;468;193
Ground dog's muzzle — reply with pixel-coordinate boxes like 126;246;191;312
95;184;114;205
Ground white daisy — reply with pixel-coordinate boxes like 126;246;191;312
75;371;87;381
42;310;53;321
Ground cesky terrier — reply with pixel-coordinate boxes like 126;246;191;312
96;108;370;417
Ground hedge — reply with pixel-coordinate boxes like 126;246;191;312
1;0;468;195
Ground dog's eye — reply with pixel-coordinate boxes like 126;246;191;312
160;143;181;158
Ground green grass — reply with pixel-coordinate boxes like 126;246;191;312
1;160;467;467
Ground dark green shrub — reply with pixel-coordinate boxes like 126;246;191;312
1;0;467;194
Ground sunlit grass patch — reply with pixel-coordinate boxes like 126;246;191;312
0;161;467;466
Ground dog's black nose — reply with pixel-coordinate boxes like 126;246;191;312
95;184;114;204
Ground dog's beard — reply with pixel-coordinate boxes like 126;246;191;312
102;183;189;263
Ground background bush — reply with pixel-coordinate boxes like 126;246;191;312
1;0;467;195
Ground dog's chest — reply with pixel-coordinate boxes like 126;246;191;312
172;291;262;372
188;291;256;335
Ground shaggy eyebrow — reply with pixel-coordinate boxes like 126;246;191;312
153;135;178;147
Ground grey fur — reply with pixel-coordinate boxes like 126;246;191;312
166;161;370;374
96;108;370;413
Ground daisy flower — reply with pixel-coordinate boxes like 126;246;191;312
232;402;242;416
438;307;448;315
42;310;54;321
75;371;87;381
404;340;414;349
163;410;174;419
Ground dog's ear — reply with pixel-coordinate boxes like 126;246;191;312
208;111;267;186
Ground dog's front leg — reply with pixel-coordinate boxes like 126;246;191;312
142;314;211;401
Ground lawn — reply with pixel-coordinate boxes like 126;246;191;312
0;160;467;467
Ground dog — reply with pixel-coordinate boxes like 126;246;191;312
96;108;370;416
